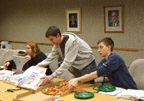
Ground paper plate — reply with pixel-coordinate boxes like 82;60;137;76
98;85;116;92
74;91;94;99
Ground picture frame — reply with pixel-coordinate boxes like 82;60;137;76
104;5;124;33
66;8;81;33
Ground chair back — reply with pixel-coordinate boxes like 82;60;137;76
129;59;144;90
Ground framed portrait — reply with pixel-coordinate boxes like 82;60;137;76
104;5;124;33
66;8;81;33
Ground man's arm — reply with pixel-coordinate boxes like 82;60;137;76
37;46;59;67
79;71;98;83
69;71;98;89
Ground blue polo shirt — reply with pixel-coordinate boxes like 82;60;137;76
92;53;137;89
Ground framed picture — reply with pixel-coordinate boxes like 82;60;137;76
66;8;81;33
104;5;124;33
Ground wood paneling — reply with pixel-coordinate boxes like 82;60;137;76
1;40;144;52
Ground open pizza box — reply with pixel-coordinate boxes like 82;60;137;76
0;70;15;80
0;78;66;101
13;78;67;101
2;66;69;100
41;79;69;95
3;66;47;91
14;92;54;101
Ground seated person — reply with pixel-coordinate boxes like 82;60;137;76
69;37;137;89
4;41;52;75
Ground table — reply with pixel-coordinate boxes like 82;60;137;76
0;78;60;101
0;78;131;101
60;84;130;101
0;81;32;101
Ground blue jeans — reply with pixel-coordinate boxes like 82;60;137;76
75;60;96;84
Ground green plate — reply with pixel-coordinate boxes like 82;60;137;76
98;85;116;92
74;91;94;99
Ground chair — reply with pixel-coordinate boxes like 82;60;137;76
3;49;17;64
129;59;144;90
0;49;6;65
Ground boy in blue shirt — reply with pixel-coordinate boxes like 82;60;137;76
69;37;137;89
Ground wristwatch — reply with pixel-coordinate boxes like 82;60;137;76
78;78;81;83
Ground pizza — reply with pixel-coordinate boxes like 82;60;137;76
42;80;70;95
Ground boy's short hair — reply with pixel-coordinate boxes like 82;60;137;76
45;26;61;38
97;37;114;51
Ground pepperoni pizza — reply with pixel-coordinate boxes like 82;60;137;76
42;80;70;95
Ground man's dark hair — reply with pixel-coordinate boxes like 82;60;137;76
97;37;114;51
45;26;61;38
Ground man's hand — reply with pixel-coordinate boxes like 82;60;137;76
69;78;80;90
41;75;54;85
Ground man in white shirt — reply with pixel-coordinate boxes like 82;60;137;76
37;26;96;85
